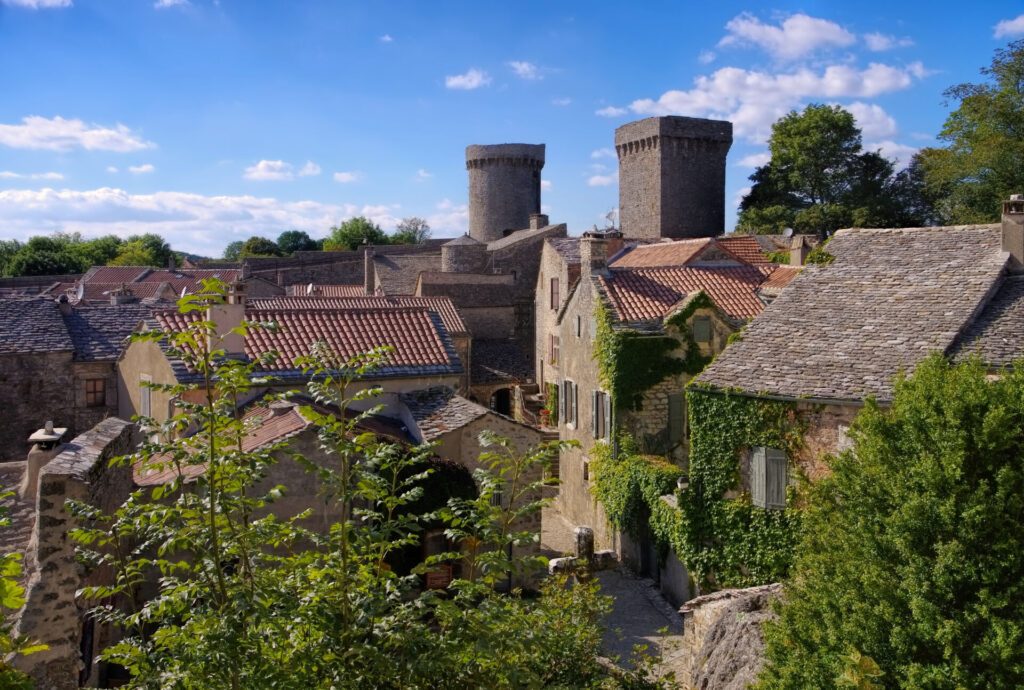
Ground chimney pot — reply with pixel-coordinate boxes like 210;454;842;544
1002;194;1024;267
529;213;549;230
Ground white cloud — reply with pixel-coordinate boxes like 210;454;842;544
718;12;855;61
698;50;716;65
154;0;188;7
587;173;618;187
106;166;118;173
415;169;433;181
128;163;155;175
427;198;469;236
551;97;572;107
995;14;1024;38
867;140;918;169
733;186;752;211
846;101;897;140
863;32;914;51
737;152;770;169
1;0;71;7
298;160;321;176
0;171;63;180
590;163;609;173
445;68;491;90
0;115;154;152
595;106;628;117
540;180;552;191
508;61;542;80
379;34;394;43
628;62;926;142
0;186;412;256
591;147;616;159
333;171;359;183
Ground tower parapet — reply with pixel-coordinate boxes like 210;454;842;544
466;143;545;243
615;116;732;240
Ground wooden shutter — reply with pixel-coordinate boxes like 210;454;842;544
558;380;565;423
765;448;787;509
668;393;685;444
572;382;579;426
551;277;559;310
140;375;152;418
591;391;600;438
751;447;766;508
603;392;612;440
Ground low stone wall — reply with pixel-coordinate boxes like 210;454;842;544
13;417;137;689
679;583;781;690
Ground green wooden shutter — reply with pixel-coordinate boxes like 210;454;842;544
766;448;787;509
591;390;600;438
751;447;766;508
668;393;685;444
603;393;612;440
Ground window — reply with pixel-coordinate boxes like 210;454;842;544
84;378;106;407
575;315;582;338
549;334;560;365
562;379;578;427
592;390;611;441
692;316;712;343
668;392;685;444
582;459;590;482
139;374;152;418
550;277;560;310
751;447;787;510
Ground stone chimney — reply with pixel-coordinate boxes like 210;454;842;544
1002;194;1024;267
168;253;176;271
529;213;549;230
363;246;376;294
206;282;246;356
580;234;611;275
20;421;67;500
790;235;809;266
109;283;139;305
55;293;72;315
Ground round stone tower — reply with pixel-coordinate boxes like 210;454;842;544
466;143;545;243
441;234;488;273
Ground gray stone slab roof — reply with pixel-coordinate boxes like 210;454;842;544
695;224;1008;403
471;339;534;384
62;304;153;361
373;253;443;295
547;237;581;264
400;386;490;442
0;299;73;354
951;275;1024;368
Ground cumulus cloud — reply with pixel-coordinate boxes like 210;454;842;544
540;180;552;191
427;198;469;236
106;166;119;173
333;171;359;183
0;187;413;256
379;34;394;43
718;12;855;61
0;171;64;180
128;164;155;175
243;159;320;181
698;50;716;65
737;152;770;169
846;101;897;140
415;169;433;181
867;140;918;169
0;115;154;152
551;97;572;106
994;14;1024;38
628;62;926;142
445;68;491;90
591;147;616;159
595;106;628;117
1;0;71;7
508;61;542;80
863;32;914;51
587;173;617;187
154;0;188;7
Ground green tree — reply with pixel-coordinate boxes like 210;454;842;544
391;217;431;245
222;240;244;261
239;236;282;257
276;230;319;254
0;240;23;277
72;234;123;267
323;216;389;251
110;233;173;267
920;40;1024;224
6;236;86;276
757;355;1024;689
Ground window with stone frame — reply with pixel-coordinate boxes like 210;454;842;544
549;334;560;365
592;390;611;441
562;379;578;427
550;277;560;310
668;392;685;444
84;378;106;407
692;316;712;343
750;446;787;510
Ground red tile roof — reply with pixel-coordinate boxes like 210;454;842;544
249;295;467;335
611;239;711;268
286;284;366;297
717;235;774;264
599;265;770;323
759;265;801;291
82;266;151;284
140;268;242;294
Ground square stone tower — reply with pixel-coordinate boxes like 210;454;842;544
615;116;733;240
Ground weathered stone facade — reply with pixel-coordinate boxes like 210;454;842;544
616;116;733;241
466;144;545;243
0;351;75;462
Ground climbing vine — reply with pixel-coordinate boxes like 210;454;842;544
544;382;558;425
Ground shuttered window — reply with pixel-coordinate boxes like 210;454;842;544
751;446;787;510
550;277;560;310
549;335;560;365
558;379;565;423
692;316;712;343
563;379;577;427
592;390;612;440
668;393;685;444
139;374;152;418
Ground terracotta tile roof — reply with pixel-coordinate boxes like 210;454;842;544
152;306;462;382
139;268;242;294
400;386;490;442
599;265;770;324
285;284;366;297
71;282;176;303
62;304;153;361
0;299;73;354
696;224;1008;403
951;275;1024;369
81;266;151;284
759;265;801;291
470;339;534;384
611;239;711;268
372;254;443;295
249;295;467;334
717;235;774;264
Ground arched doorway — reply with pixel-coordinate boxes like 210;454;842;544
491;388;512;416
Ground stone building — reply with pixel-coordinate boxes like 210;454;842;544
465;144;545;243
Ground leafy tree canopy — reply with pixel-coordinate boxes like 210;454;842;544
391;217;431;245
323;216;389;251
758;355;1024;689
276;229;320;254
222;240;244;261
239;235;282;258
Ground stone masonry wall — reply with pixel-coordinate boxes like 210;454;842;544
13;417;138;689
0;352;75;462
466;144;545;243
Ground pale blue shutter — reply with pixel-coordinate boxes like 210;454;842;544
751;447;766;508
766;448;787;509
591;390;600;438
558;380;565;424
603;393;612;440
668;393;685;444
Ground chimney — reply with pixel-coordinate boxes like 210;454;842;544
207;282;246;356
1002;194;1024;267
168;253;176;271
21;420;67;500
55;293;72;315
790;235;809;266
580;234;610;275
110;283;139;305
363;246;376;294
529;213;549;230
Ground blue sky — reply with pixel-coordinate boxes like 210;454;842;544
1;0;1022;257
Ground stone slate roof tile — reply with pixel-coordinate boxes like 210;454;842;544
400;386;490;442
63;304;153;361
372;254;443;295
82;266;151;284
696;224;1007;402
950;275;1024;368
0;299;73;354
471;339;534;384
547;237;581;264
249;295;467;334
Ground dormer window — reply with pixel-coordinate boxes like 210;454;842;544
692;316;712;343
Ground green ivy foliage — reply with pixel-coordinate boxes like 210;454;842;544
677;388;805;589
